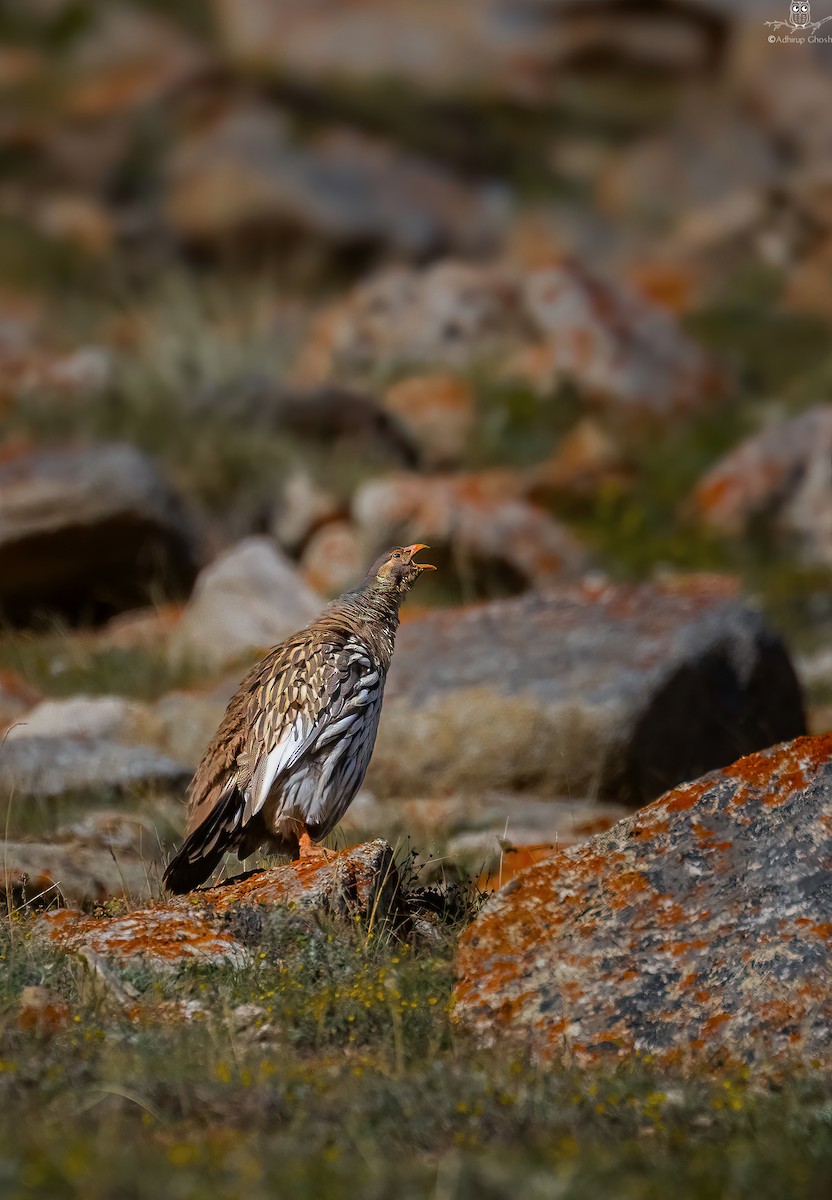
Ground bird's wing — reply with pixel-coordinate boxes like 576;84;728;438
183;671;253;837
241;633;375;823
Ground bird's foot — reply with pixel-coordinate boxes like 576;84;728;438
298;831;331;860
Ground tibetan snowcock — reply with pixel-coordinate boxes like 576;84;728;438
163;544;435;893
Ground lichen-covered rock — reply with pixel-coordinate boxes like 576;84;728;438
16;987;71;1035
169;537;320;669
0;442;198;623
202;837;404;926
454;734;832;1070
297;258;721;420
515;260;723;417
690;406;832;565
370;578;805;802
0;735;189;800
39;906;248;972
295;262;521;384
165;103;504;256
60;4;207;120
353;471;589;591
38;840;404;970
213;0;726;102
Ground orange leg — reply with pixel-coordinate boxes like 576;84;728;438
298;830;332;860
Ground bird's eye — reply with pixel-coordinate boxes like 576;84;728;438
392;551;401;559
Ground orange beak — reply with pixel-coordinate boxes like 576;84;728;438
403;543;436;571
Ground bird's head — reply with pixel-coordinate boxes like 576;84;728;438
372;544;436;596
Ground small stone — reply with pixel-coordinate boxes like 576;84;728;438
382;373;475;467
784;236;832;322
299;520;363;596
57;810;157;853
17;986;71;1035
61;3;207;120
97;602;184;652
28;345;112;394
33;195;114;256
170;537;321;669
1;837;156;908
528;418;630;503
0;669;41;728
690;405;832;565
270;470;342;557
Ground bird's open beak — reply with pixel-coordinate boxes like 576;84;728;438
403;543;436;571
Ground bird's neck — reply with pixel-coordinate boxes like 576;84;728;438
335;586;401;664
352;585;401;629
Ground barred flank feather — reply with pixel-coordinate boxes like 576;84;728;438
162;545;434;892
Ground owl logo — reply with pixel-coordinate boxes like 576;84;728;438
765;1;832;30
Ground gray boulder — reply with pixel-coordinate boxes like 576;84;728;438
165;103;505;257
369;579;805;803
0;443;198;623
1;836;155;909
0;735;189;800
213;0;728;101
5;695;147;743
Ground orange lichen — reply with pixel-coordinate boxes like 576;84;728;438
727;735;832;808
701;1013;731;1035
41;907;243;964
455;733;832;1071
664;779;713;813
671;940;709;957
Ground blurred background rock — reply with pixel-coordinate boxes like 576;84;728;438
2;0;832;903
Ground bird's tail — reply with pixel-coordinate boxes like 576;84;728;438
162;786;245;894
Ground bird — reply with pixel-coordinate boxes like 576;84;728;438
162;543;435;893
